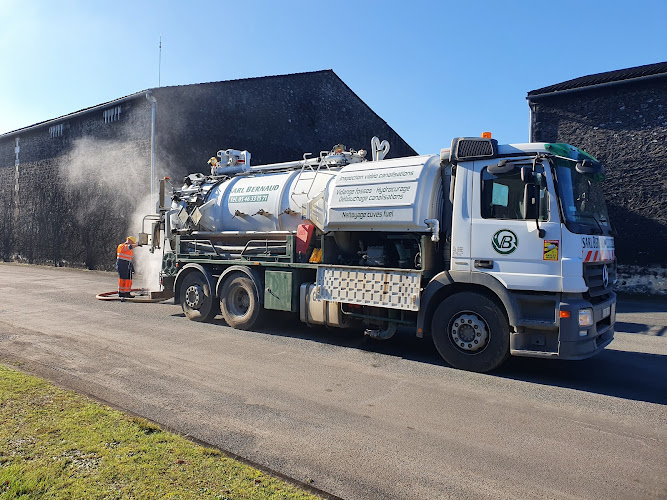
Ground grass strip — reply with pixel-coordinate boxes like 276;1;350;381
0;365;320;499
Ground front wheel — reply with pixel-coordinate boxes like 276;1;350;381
180;271;219;322
431;292;510;372
219;274;263;330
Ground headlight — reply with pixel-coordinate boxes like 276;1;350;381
578;308;594;327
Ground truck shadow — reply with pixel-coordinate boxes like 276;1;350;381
615;321;666;336
247;314;667;406
192;312;667;406
496;350;667;406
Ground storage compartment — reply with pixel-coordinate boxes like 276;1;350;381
264;270;295;312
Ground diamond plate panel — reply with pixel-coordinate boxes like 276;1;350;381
316;266;421;311
177;207;189;225
191;206;202;225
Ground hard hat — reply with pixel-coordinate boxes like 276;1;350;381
127;236;136;243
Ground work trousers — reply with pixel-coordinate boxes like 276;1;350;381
117;259;133;295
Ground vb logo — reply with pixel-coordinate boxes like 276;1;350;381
492;229;518;255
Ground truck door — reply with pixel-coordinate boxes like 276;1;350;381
470;159;562;292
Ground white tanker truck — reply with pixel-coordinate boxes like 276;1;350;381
141;136;616;372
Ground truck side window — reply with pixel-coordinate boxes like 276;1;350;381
481;166;549;221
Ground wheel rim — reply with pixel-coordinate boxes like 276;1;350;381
185;284;204;309
449;312;489;353
228;285;250;317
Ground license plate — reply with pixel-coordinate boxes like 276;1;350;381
602;306;611;319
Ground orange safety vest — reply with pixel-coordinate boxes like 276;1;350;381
116;242;134;262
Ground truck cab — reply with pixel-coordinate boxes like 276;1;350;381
421;139;616;369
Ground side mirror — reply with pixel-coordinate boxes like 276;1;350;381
523;183;546;238
522;183;538;220
521;167;534;183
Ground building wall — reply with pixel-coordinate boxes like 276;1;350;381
0;98;155;268
530;78;667;272
151;71;416;178
0;71;416;270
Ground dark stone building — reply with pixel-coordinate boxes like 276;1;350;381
0;70;416;270
528;62;667;294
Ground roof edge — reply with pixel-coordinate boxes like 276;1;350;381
152;69;335;92
1;69;336;139
527;72;667;102
527;61;667;98
1;90;150;139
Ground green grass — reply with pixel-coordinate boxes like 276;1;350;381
0;365;320;499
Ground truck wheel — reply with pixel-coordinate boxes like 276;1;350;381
431;292;510;372
219;274;263;330
180;272;219;322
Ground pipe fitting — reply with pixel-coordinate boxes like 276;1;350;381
424;219;440;242
364;322;397;340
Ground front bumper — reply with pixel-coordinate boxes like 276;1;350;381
557;292;616;359
509;291;615;359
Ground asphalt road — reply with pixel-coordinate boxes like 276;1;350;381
0;263;665;499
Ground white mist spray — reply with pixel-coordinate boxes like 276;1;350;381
59;135;172;290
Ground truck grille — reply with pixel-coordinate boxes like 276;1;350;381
583;261;616;300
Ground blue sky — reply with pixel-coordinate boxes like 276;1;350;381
1;0;666;154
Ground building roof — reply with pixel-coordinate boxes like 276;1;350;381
0;90;149;138
527;61;667;99
0;70;351;138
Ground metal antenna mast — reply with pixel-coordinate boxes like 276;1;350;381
158;35;162;87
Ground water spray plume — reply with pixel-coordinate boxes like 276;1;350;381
58;133;171;287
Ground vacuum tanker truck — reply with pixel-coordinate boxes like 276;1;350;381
140;136;616;372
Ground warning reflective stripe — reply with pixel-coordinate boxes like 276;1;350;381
118;278;132;292
581;236;615;263
117;243;133;261
583;249;615;262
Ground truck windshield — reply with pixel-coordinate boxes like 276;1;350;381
554;160;611;235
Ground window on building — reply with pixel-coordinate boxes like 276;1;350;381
49;123;64;138
481;165;549;221
103;105;122;123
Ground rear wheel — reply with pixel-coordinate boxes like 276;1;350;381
219;274;263;330
431;292;510;372
180;272;219;321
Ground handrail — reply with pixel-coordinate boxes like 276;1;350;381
240;239;288;258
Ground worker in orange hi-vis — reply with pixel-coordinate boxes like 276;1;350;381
116;236;138;301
